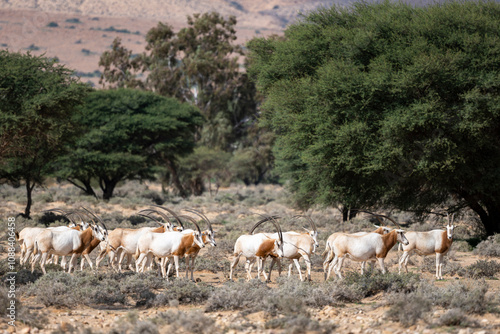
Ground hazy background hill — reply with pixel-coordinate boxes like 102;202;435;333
0;0;336;86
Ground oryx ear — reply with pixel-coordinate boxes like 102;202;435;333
302;227;309;232
373;224;380;228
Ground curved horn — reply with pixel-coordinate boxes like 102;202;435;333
81;207;108;232
269;215;283;246
292;215;317;233
355;210;401;229
43;208;77;226
140;208;175;226
136;211;165;227
184;208;213;234
250;215;281;234
178;215;202;235
150;205;184;230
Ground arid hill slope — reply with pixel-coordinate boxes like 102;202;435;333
0;0;336;84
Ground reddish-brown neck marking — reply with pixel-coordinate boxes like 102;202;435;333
256;239;276;257
377;230;398;258
173;234;194;256
436;230;453;253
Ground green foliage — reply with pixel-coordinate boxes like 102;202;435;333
0;50;91;217
247;0;500;234
99;13;261;153
55;88;203;199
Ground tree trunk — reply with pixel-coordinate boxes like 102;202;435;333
459;192;500;237
24;178;35;219
165;158;187;198
100;177;119;200
67;178;99;199
340;206;357;222
481;203;500;236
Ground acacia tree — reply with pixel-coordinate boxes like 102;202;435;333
56;89;203;199
248;1;500;235
0;51;91;218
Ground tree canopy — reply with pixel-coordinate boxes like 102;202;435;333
247;0;500;235
56;88;203;199
0;51;91;217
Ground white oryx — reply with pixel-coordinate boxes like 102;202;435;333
325;213;409;279
95;206;179;272
31;212;109;274
264;215;319;282
322;224;393;279
229;216;284;281
16;208;87;267
167;209;216;281
399;213;455;280
134;210;205;279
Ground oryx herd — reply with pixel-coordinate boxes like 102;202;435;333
15;207;456;281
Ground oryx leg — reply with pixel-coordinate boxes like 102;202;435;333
436;253;444;280
39;252;49;275
67;254;78;273
376;257;387;274
245;258;256;280
229;253;241;281
81;254;94;271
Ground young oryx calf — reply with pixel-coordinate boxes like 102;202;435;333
327;228;409;279
399;213;455;280
229;216;284;281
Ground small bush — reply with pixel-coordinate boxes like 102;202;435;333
205;279;270;313
153;279;213;306
436;308;478;327
341;271;421;297
385;294;431;326
452;240;473;252
154;310;219;334
47;21;58;27
474;234;500;257
28;271;126;307
458;259;500;279
265;314;333;334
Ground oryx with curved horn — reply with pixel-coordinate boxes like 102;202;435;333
325;211;409;279
399;212;455;280
134;207;205;279
176;208;217;281
31;208;109;274
229;215;284;281
322;212;393;278
265;215;319;281
95;208;171;272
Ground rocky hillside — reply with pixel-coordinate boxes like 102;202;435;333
0;0;336;85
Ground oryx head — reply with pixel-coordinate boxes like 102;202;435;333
294;215;319;252
184;209;216;247
80;207;109;243
446;213;455;240
396;229;409;246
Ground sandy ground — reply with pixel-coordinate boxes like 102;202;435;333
2;246;500;334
